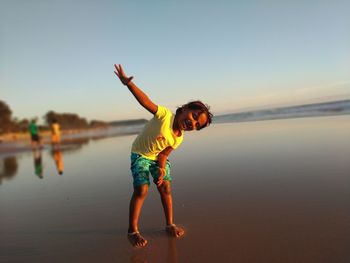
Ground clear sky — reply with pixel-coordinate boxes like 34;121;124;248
1;0;349;122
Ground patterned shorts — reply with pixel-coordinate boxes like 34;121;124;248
130;152;172;187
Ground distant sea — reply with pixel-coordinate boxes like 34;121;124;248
214;99;350;124
59;99;350;141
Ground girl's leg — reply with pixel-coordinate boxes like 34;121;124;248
128;184;149;247
157;181;173;225
157;181;185;238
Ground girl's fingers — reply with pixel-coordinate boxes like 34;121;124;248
114;64;122;73
114;64;120;73
119;64;126;75
114;64;129;79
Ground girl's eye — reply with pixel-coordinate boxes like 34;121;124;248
193;113;198;120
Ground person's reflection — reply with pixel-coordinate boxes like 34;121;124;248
0;156;18;184
51;148;64;175
129;235;179;263
33;149;43;179
167;237;179;263
129;250;148;263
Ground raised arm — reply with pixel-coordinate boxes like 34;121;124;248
114;64;158;115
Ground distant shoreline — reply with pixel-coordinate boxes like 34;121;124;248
1;99;349;154
0;125;144;156
0;127;104;143
214;99;350;124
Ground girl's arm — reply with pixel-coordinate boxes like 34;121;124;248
114;64;157;115
155;146;174;186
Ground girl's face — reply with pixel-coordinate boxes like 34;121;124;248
176;108;208;131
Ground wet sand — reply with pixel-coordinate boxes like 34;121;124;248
1;116;349;263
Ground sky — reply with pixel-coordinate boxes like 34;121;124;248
1;0;349;122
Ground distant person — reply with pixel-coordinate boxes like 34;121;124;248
33;149;43;179
51;148;64;175
114;64;213;248
50;119;61;148
29;118;41;149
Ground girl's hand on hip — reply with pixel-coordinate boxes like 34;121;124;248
155;168;166;186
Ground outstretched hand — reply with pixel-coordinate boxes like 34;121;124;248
114;64;134;85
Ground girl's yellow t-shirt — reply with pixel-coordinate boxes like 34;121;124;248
131;106;183;160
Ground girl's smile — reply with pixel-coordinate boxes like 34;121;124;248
175;109;208;132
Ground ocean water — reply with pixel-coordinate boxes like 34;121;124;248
215;99;350;123
1;116;350;263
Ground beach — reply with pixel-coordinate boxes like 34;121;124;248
1;115;349;263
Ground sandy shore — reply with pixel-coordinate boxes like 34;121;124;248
0;128;109;155
1;116;349;263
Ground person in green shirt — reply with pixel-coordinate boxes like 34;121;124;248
29;118;42;149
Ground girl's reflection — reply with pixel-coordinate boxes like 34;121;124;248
129;235;179;263
167;237;179;263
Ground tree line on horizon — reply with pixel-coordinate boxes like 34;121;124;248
0;100;109;135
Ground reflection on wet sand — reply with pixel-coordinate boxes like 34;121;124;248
0;156;18;184
51;148;64;175
33;149;43;179
0;116;349;263
129;235;179;263
130;250;148;263
167;237;179;263
0;137;90;183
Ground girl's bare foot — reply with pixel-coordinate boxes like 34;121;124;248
128;231;148;247
165;224;185;238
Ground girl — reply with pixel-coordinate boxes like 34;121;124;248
114;64;213;247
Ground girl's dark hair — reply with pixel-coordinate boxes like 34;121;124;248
176;100;213;130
